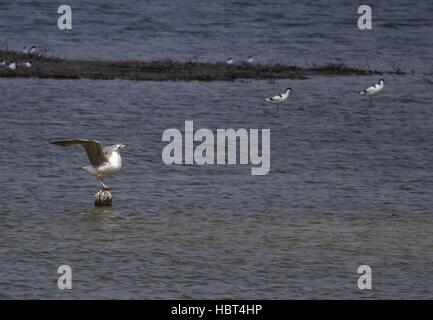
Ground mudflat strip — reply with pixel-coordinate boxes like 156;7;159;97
0;50;391;81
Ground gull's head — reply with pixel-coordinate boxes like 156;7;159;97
114;144;126;151
379;79;385;85
286;87;293;93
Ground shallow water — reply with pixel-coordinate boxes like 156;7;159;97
1;74;433;299
0;0;432;72
1;0;433;299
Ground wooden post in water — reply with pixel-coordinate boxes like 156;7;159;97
94;189;112;207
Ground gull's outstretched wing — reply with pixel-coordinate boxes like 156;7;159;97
50;139;108;166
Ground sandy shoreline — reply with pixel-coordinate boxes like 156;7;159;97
0;50;396;81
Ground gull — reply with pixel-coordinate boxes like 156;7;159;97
29;46;37;54
360;79;385;106
226;58;234;65
0;61;6;67
22;47;29;54
7;61;16;70
50;139;125;190
246;56;254;64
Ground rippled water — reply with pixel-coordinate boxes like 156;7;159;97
1;75;433;299
0;0;432;71
1;0;433;299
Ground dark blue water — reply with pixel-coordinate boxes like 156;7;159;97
1;1;433;299
0;1;432;71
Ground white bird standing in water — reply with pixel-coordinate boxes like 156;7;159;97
265;87;293;111
265;87;293;103
7;61;16;70
360;79;385;106
246;56;254;64
50;139;125;190
226;58;234;65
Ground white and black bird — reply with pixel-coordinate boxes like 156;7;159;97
7;61;16;70
265;87;293;103
246;56;254;64
22;47;29;54
29;46;37;54
0;61;6;67
21;61;32;68
226;58;234;65
50;139;126;191
360;79;385;106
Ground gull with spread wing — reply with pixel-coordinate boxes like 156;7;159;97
50;139;125;190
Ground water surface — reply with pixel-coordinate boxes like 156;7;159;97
1;0;433;299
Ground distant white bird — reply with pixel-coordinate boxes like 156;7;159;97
265;87;293;103
226;58;234;65
29;46;37;54
22;47;29;54
0;61;6;67
246;56;254;64
22;61;32;68
7;61;16;70
360;79;385;106
50;140;126;190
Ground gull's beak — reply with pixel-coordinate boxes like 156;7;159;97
120;144;126;149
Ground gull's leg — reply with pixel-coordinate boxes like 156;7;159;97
96;177;111;191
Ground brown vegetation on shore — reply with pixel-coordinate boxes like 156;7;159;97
0;50;396;81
